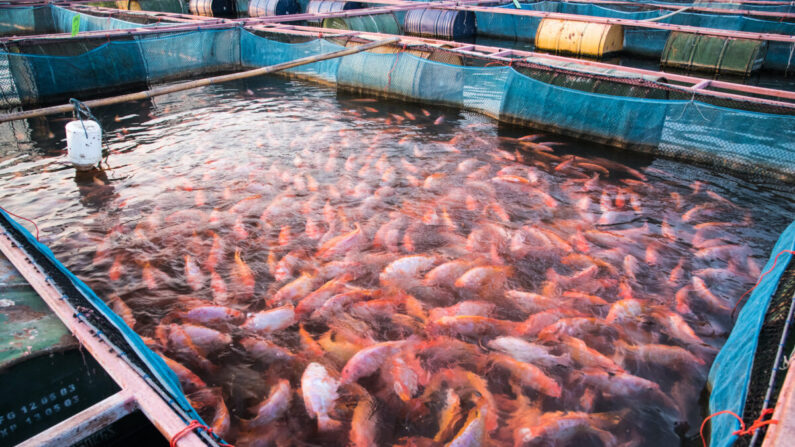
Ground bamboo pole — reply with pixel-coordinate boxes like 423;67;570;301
0;37;399;123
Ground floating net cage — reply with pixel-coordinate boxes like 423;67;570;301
52;0;795;75
1;2;795;447
0;4;173;37
0;24;794;181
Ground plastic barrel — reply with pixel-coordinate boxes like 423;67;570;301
403;9;476;39
188;0;237;17
66;120;102;170
535;19;624;58
305;1;362;26
323;13;400;35
661;32;768;76
249;0;299;16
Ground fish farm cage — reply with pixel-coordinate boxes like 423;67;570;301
0;0;794;446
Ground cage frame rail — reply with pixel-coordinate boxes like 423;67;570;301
16;391;138;447
0;226;210;447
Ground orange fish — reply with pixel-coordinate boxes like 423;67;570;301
232;248;255;301
109;255;123;281
184;254;206;291
278;225;292;247
232;216;248;241
340;340;405;385
316;224;363;259
301;363;341;432
210;269;229;305
205;231;223;272
142;262;159;290
350;398;379;447
490;353;562;397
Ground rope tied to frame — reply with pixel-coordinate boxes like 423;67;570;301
69;98;102;138
699;408;778;447
169;419;234;447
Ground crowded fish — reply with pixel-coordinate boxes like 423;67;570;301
20;87;787;447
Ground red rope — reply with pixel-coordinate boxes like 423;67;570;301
0;206;40;241
734;408;778;436
385;52;401;91
700;409;778;447
169;420;234;447
732;249;795;318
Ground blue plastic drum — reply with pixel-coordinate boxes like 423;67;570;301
404;9;476;39
305;1;363;25
249;0;300;17
189;0;237;17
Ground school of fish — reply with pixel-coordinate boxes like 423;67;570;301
77;99;773;447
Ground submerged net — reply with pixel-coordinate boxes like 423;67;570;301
735;257;795;446
708;223;795;447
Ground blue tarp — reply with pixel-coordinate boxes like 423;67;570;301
708;221;795;447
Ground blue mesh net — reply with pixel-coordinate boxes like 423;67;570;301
0;5;157;36
475;2;795;69
707;221;795;447
2;28;794;180
0;6;47;35
1;28;240;105
241;31;342;82
50;6;150;33
138;28;240;81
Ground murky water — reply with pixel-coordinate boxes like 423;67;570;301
1;75;793;446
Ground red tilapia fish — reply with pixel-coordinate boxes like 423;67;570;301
87;119;765;447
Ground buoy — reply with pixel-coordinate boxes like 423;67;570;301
66;120;102;170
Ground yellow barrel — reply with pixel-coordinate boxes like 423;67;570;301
115;0;142;10
534;19;623;58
